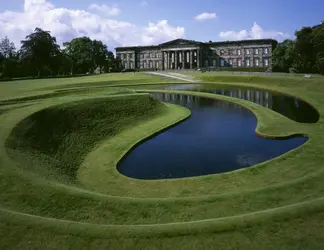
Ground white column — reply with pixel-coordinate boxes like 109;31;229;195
182;51;185;69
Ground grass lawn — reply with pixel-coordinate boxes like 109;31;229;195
1;72;324;249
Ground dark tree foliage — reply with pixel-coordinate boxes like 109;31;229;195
0;28;120;79
272;22;324;74
20;28;61;77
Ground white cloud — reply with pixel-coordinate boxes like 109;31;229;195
141;20;184;45
140;0;148;6
219;22;290;41
194;12;216;21
0;0;185;51
89;4;120;16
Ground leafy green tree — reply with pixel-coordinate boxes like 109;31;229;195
92;40;109;73
295;27;316;72
0;37;17;77
0;36;16;58
273;22;324;74
58;53;74;75
20;27;60;77
103;51;116;72
272;39;296;72
63;37;111;74
63;37;94;74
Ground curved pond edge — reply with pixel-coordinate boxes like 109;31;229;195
136;89;310;139
117;90;310;181
3;89;318;203
115;89;310;181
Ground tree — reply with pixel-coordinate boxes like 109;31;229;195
0;37;16;58
63;37;111;74
103;51;116;72
20;27;60;77
0;37;17;78
272;39;296;72
63;37;94;74
58;53;74;75
295;27;316;72
272;21;324;74
92;40;109;73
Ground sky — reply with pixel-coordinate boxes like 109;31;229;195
0;0;323;51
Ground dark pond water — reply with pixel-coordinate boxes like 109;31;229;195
153;83;319;123
117;93;307;180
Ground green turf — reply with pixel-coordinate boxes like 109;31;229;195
1;72;324;249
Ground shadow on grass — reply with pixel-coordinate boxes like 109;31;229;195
5;94;165;182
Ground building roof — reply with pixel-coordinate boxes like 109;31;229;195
208;39;277;46
158;38;203;46
115;38;277;51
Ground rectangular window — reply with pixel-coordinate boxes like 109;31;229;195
245;59;250;67
264;58;269;66
255;58;259;67
255;49;259;55
238;59;242;67
204;60;208;67
155;61;159;68
220;59;225;67
245;49;250;55
264;48;268;54
237;49;241;55
143;61;147;68
212;59;216;67
229;59;233;66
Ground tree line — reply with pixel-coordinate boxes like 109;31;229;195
1;22;323;80
272;21;324;74
0;27;122;80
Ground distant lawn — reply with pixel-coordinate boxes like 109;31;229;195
0;72;185;99
1;72;324;249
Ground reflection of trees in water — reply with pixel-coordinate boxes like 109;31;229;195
156;84;318;123
193;87;311;122
195;87;274;109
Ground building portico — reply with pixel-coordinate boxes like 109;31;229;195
162;48;200;70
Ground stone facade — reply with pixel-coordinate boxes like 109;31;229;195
115;38;277;71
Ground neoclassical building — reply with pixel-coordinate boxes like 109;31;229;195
115;38;277;71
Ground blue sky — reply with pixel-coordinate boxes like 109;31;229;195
0;0;323;50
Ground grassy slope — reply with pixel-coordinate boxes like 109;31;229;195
5;94;171;182
0;72;184;100
1;72;324;249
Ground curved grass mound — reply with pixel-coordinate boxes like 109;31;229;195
5;94;167;182
1;73;324;249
